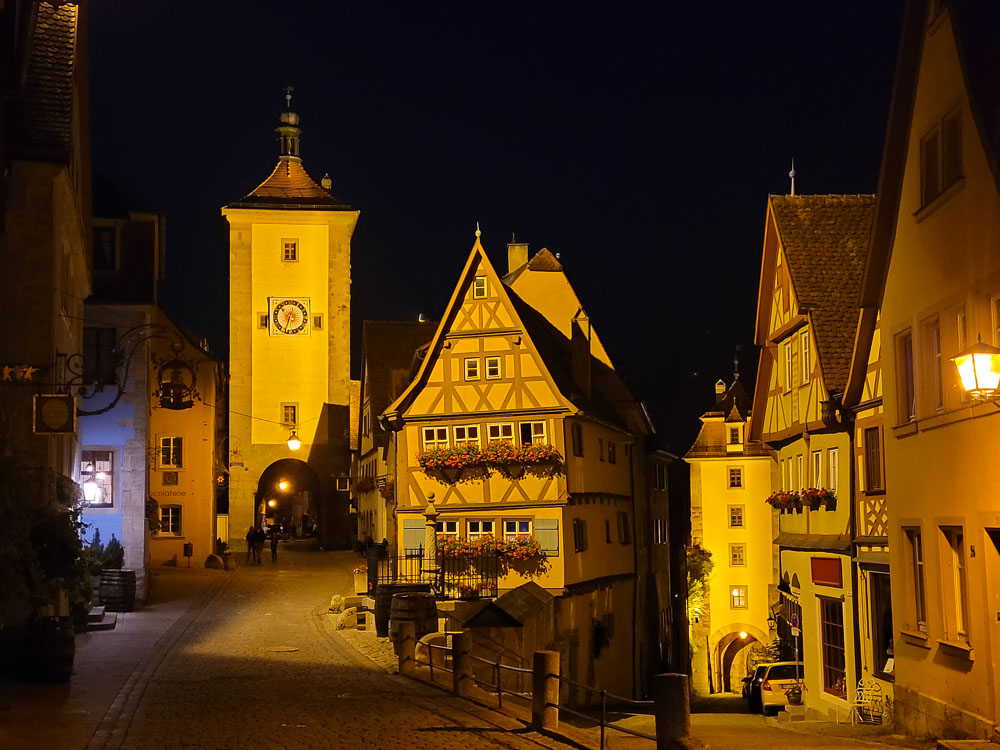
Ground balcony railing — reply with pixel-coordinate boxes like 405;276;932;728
375;548;499;600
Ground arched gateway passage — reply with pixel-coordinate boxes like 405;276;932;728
256;459;323;539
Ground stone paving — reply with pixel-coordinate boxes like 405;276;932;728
0;543;937;750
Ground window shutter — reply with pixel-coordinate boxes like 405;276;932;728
402;519;424;554
535;518;559;556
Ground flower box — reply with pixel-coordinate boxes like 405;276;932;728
765;488;837;513
416;442;564;484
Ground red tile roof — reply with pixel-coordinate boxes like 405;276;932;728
770;194;875;395
228;158;352;210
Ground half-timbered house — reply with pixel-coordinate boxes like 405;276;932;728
750;194;875;720
381;233;671;699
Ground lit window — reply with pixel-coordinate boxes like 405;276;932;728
422;427;449;450
81;450;114;508
453;425;480;447
282;239;298;261
464;358;480;381
161;505;182;535
467;519;494;540
519;421;546;445
472;276;487;299
728;467;742;488
159;437;183;469
486;423;514;444
730;585;748;609
485;356;501;379
728;505;744;528
730;544;746;566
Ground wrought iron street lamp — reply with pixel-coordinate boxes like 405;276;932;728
951;334;1000;400
286;429;301;451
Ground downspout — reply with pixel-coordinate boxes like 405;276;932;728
629;435;640;698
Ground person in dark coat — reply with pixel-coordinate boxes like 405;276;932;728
270;531;279;562
254;527;266;565
245;526;257;564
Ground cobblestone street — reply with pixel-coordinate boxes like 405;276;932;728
0;544;579;750
0;544;933;750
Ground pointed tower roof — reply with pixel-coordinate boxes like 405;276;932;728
227;90;352;210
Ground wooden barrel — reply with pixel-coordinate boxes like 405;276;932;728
22;616;75;683
389;592;439;646
100;569;136;612
374;582;430;637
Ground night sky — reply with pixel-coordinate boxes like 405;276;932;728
88;1;905;453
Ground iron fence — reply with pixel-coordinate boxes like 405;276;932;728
375;548;498;600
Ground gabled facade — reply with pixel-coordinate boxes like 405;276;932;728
354;320;435;548
687;378;777;695
857;0;1000;737
750;194;875;720
383;235;670;699
222;98;358;550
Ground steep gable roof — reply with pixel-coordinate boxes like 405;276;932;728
770;194;875;395
360;321;436;449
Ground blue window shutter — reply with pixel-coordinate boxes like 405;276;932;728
535;518;559;556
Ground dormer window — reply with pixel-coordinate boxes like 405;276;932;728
729;427;740;445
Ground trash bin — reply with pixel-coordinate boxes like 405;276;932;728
183;542;193;557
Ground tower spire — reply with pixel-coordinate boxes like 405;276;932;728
277;85;301;162
789;158;797;196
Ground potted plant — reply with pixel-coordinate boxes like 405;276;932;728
353;564;369;595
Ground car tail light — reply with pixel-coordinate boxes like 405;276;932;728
761;680;772;692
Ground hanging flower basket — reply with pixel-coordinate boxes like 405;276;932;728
765;491;801;513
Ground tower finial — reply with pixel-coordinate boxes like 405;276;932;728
284;85;294;110
277;87;301;161
789;158;796;196
475;221;481;239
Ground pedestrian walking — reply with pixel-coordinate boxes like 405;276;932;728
254;526;266;565
245;526;256;564
270;532;279;562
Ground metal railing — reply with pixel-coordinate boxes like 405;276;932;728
467;653;532;710
376;549;498;600
552;673;655;748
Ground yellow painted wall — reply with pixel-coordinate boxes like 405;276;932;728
879;10;1000;738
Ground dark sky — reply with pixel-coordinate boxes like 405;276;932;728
88;1;905;453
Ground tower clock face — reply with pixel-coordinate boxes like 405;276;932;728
270;298;309;335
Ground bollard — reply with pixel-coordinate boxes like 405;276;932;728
398;621;416;677
531;649;560;731
654;673;690;748
452;632;472;697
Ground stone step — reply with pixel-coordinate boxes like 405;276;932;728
87;605;106;623
777;705;807;723
88;612;117;631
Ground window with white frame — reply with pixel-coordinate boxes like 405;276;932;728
800;330;810;384
926;318;943;411
730;543;746;566
811;450;822;487
828;448;839;493
942;526;970;640
453;425;480;447
81;449;114;508
158;437;183;469
472;276;487;299
160;505;182;535
729;426;741;445
464;358;480;381
730;585;748;609
784;341;793;388
781;459;788;490
796;454;804;489
652;518;667;544
485;356;501;379
467;520;494;540
904;527;927;632
487;423;514;444
504;519;531;539
519;421;546;446
422;427;449;450
435;519;458;535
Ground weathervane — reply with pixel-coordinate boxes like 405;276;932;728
284;84;294;109
789;158;797;196
476;221;481;239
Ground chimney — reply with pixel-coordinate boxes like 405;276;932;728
571;310;592;400
508;236;529;274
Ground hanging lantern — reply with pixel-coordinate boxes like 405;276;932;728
157;358;197;410
287;430;301;451
951;335;1000;400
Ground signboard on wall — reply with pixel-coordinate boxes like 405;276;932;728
810;556;843;587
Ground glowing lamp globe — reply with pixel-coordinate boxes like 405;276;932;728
951;335;1000;400
287;430;301;451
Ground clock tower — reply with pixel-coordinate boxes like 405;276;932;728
222;93;359;550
